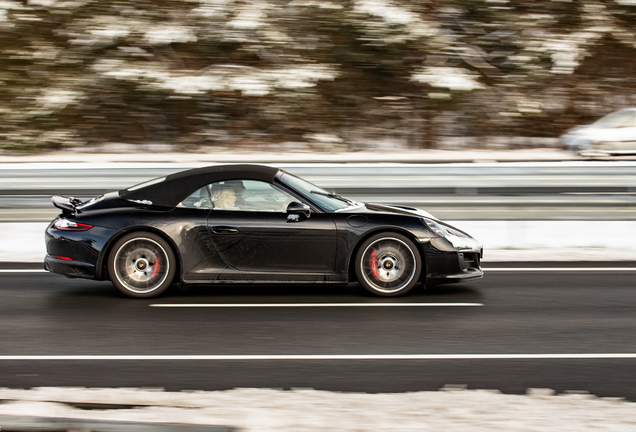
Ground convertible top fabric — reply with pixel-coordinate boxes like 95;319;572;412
119;164;279;208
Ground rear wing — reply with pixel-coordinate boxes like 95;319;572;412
51;195;84;217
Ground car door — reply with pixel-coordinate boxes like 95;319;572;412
173;186;229;281
206;180;337;279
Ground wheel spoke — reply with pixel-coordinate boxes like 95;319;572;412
113;237;170;294
359;236;418;294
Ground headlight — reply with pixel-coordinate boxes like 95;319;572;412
423;219;447;236
423;218;470;239
423;218;480;249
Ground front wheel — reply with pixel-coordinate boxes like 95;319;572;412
355;233;421;296
108;232;176;298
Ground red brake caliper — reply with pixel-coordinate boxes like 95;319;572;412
369;250;379;281
150;258;161;278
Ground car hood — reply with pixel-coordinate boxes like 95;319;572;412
562;124;620;139
355;203;437;219
563;124;592;135
342;202;480;243
340;202;442;222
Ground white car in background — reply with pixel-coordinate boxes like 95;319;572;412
561;107;636;156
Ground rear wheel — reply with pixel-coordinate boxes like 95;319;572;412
355;233;421;296
108;232;175;298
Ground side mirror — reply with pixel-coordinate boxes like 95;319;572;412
286;201;311;221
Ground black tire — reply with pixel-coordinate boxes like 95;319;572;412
355;232;421;297
108;231;176;298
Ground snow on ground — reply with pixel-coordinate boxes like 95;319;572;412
0;387;635;431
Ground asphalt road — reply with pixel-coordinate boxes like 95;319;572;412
1;263;636;399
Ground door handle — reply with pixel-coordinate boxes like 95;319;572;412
211;226;238;234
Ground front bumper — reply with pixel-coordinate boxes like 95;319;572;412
422;236;484;285
44;254;96;279
427;267;483;284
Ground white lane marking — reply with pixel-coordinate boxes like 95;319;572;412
0;269;45;273
1;354;636;360
150;303;484;308
485;268;636;271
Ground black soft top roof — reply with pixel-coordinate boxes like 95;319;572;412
119;164;279;208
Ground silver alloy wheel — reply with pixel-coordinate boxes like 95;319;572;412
359;237;417;294
112;237;170;294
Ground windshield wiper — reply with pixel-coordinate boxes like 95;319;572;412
310;190;355;205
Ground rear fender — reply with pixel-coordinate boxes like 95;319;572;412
96;226;183;283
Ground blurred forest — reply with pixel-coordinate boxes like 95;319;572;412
2;0;636;152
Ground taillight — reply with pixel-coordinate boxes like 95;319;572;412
53;218;93;231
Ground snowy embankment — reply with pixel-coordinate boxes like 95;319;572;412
4;220;636;263
0;387;635;431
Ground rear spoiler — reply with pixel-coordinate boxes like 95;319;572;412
51;195;84;217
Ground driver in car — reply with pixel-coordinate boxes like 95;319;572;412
211;180;246;209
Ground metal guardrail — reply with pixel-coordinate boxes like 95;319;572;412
0;162;634;221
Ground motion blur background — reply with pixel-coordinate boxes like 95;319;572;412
2;0;636;153
3;3;636;427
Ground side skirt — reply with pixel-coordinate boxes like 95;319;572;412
181;279;348;285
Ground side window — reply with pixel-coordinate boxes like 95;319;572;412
179;180;295;212
212;180;294;212
178;186;214;210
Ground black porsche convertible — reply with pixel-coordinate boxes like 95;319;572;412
44;164;483;298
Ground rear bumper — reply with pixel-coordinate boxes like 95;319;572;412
43;255;96;279
45;221;118;280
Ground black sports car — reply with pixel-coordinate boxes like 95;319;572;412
44;164;483;298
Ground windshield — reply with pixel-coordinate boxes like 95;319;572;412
279;172;354;212
593;110;635;128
